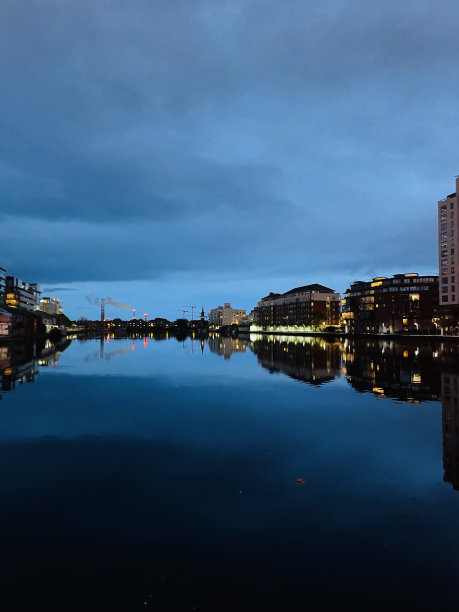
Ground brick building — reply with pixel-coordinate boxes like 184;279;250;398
253;283;340;329
342;273;438;334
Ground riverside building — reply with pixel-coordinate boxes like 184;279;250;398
342;273;438;334
5;276;40;311
438;177;459;306
253;284;340;329
39;296;63;316
208;303;247;328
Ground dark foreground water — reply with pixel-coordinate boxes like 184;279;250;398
1;334;459;611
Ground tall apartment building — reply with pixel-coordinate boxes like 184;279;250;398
0;267;6;305
254;284;340;328
438;177;459;306
208;303;246;327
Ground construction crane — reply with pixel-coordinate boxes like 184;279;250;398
175;308;190;318
184;305;198;320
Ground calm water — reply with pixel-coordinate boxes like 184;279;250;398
1;334;459;611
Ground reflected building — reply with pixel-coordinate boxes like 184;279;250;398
208;336;247;359
442;372;459;490
0;339;69;397
343;339;441;402
250;336;341;385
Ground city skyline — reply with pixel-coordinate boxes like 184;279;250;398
1;1;456;320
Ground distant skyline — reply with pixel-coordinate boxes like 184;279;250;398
1;0;456;320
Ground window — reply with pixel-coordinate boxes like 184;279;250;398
442;233;447;239
452;267;455;273
443;296;449;302
451;230;455;237
441;205;447;212
453;276;456;283
442;250;448;257
442;277;449;284
441;214;447;221
441;223;447;230
451;202;455;209
442;259;448;265
442;286;449;293
452;249;455;256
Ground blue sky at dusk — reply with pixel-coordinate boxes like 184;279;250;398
1;0;458;320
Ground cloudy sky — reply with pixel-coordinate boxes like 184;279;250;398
1;0;458;320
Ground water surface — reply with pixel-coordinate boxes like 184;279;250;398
1;334;459;611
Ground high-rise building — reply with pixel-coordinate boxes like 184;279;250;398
438;177;459;306
0;267;6;306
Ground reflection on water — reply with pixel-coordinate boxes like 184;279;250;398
2;333;459;610
251;334;341;385
0;339;70;396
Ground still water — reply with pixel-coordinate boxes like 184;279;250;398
1;334;459;611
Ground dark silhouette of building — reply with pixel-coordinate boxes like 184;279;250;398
342;273;439;334
442;372;459;490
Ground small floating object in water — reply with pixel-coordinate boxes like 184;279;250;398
295;477;306;485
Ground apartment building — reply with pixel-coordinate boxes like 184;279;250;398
438;177;459;306
39;296;63;316
208;303;247;327
0;267;6;305
5;276;40;311
254;283;340;328
342;273;438;334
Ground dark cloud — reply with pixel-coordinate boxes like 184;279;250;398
0;0;457;304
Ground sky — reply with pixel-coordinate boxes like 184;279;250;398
1;0;459;320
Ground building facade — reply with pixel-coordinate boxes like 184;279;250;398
39;296;63;316
253;284;340;328
0;267;6;306
5;276;40;311
438;177;459;307
209;303;247;327
342;273;439;334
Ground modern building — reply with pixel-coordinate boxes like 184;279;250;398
39;296;63;316
5;276;40;311
342;273;439;334
0;267;6;305
209;303;246;327
438;177;459;307
253;284;340;329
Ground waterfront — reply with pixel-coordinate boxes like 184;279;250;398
1;335;459;610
